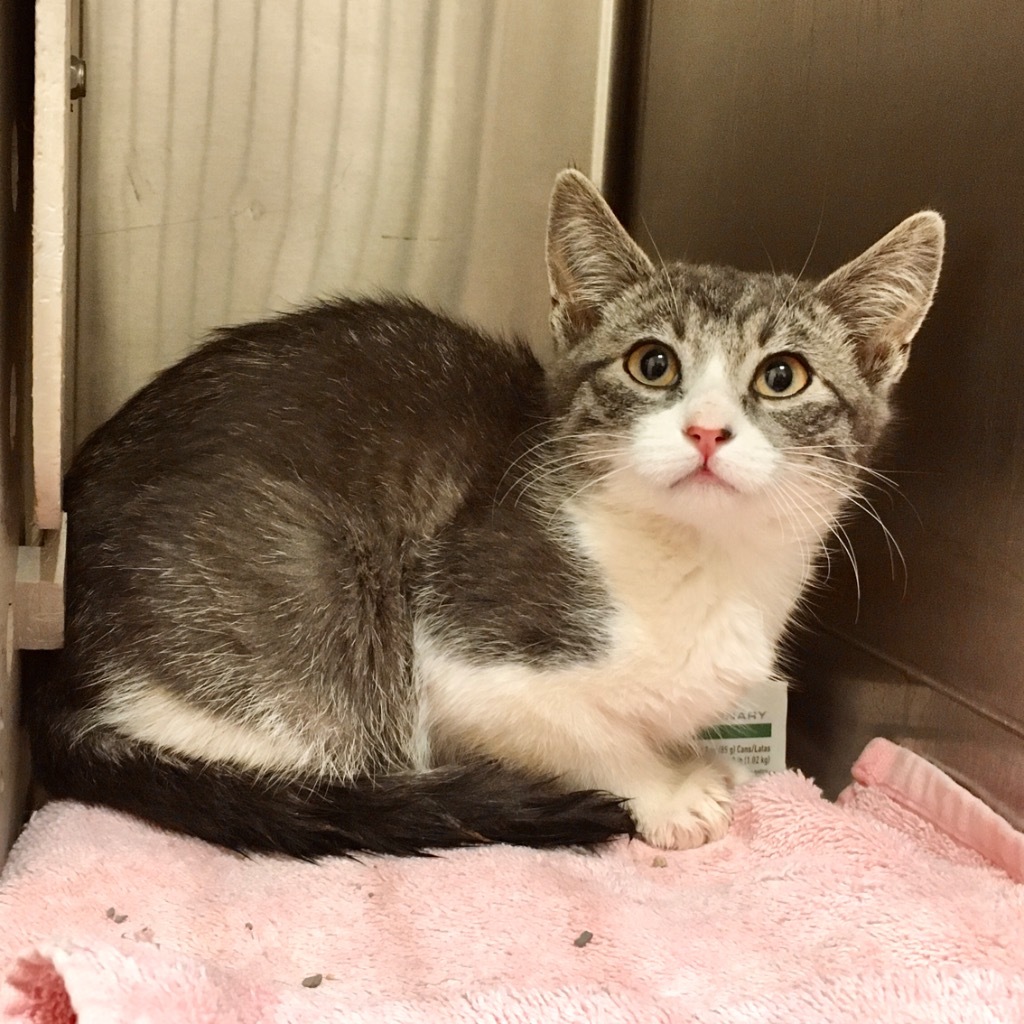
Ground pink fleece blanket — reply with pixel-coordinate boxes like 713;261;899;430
1;739;1022;1023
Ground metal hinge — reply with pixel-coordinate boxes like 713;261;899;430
14;515;66;650
70;55;86;100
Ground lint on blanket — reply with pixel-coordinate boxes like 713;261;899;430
1;738;1022;1024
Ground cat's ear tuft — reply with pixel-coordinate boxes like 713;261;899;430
546;169;654;345
814;211;945;391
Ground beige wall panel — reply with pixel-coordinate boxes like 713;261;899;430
31;0;78;528
77;0;615;442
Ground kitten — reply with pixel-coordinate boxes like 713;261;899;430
25;170;944;857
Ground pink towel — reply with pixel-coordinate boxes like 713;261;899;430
1;739;1022;1023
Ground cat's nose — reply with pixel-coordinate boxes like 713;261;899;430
685;424;733;462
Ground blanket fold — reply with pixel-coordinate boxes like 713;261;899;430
2;739;1022;1023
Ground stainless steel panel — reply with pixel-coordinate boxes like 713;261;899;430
632;0;1024;821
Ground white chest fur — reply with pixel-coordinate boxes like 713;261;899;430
414;497;810;782
567;500;789;734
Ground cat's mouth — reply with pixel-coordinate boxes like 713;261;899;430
674;465;737;492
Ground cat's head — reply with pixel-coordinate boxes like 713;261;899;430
542;169;944;542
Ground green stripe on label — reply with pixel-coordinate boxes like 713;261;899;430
700;723;772;741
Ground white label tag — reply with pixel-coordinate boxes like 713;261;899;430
699;679;788;775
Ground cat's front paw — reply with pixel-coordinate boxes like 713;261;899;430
629;759;740;850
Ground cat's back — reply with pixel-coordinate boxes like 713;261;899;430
66;300;548;566
72;298;543;500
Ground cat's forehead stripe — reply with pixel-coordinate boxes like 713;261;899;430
640;269;815;349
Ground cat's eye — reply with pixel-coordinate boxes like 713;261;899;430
624;341;680;388
752;353;811;399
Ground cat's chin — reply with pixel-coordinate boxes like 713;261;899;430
597;465;758;535
597;464;827;551
660;483;755;530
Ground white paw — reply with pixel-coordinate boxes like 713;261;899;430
723;758;754;787
629;759;740;850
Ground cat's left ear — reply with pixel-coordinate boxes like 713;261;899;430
814;211;945;391
546;169;654;345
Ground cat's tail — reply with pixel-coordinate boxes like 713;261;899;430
30;730;636;858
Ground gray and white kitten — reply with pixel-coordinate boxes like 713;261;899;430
26;170;944;857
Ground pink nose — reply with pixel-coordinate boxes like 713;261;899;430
685;424;733;462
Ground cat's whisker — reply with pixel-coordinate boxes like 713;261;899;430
770;470;863;604
786;463;907;599
493;427;612;500
782;458;905;531
840;491;908;590
788;459;896;522
506;440;631;490
493;422;560;495
778;444;925;499
789;450;924;528
788;455;901;505
826;518;863;610
782;198;826;309
549;462;636;520
765;198;827;329
529;450;633;491
503;426;622;466
498;441;610;501
752;225;778;280
760;481;824;581
784;446;906;493
769;474;844;577
504;431;634;478
508;447;634;509
638;215;687;331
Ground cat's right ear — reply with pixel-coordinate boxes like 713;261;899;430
546;169;654;345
